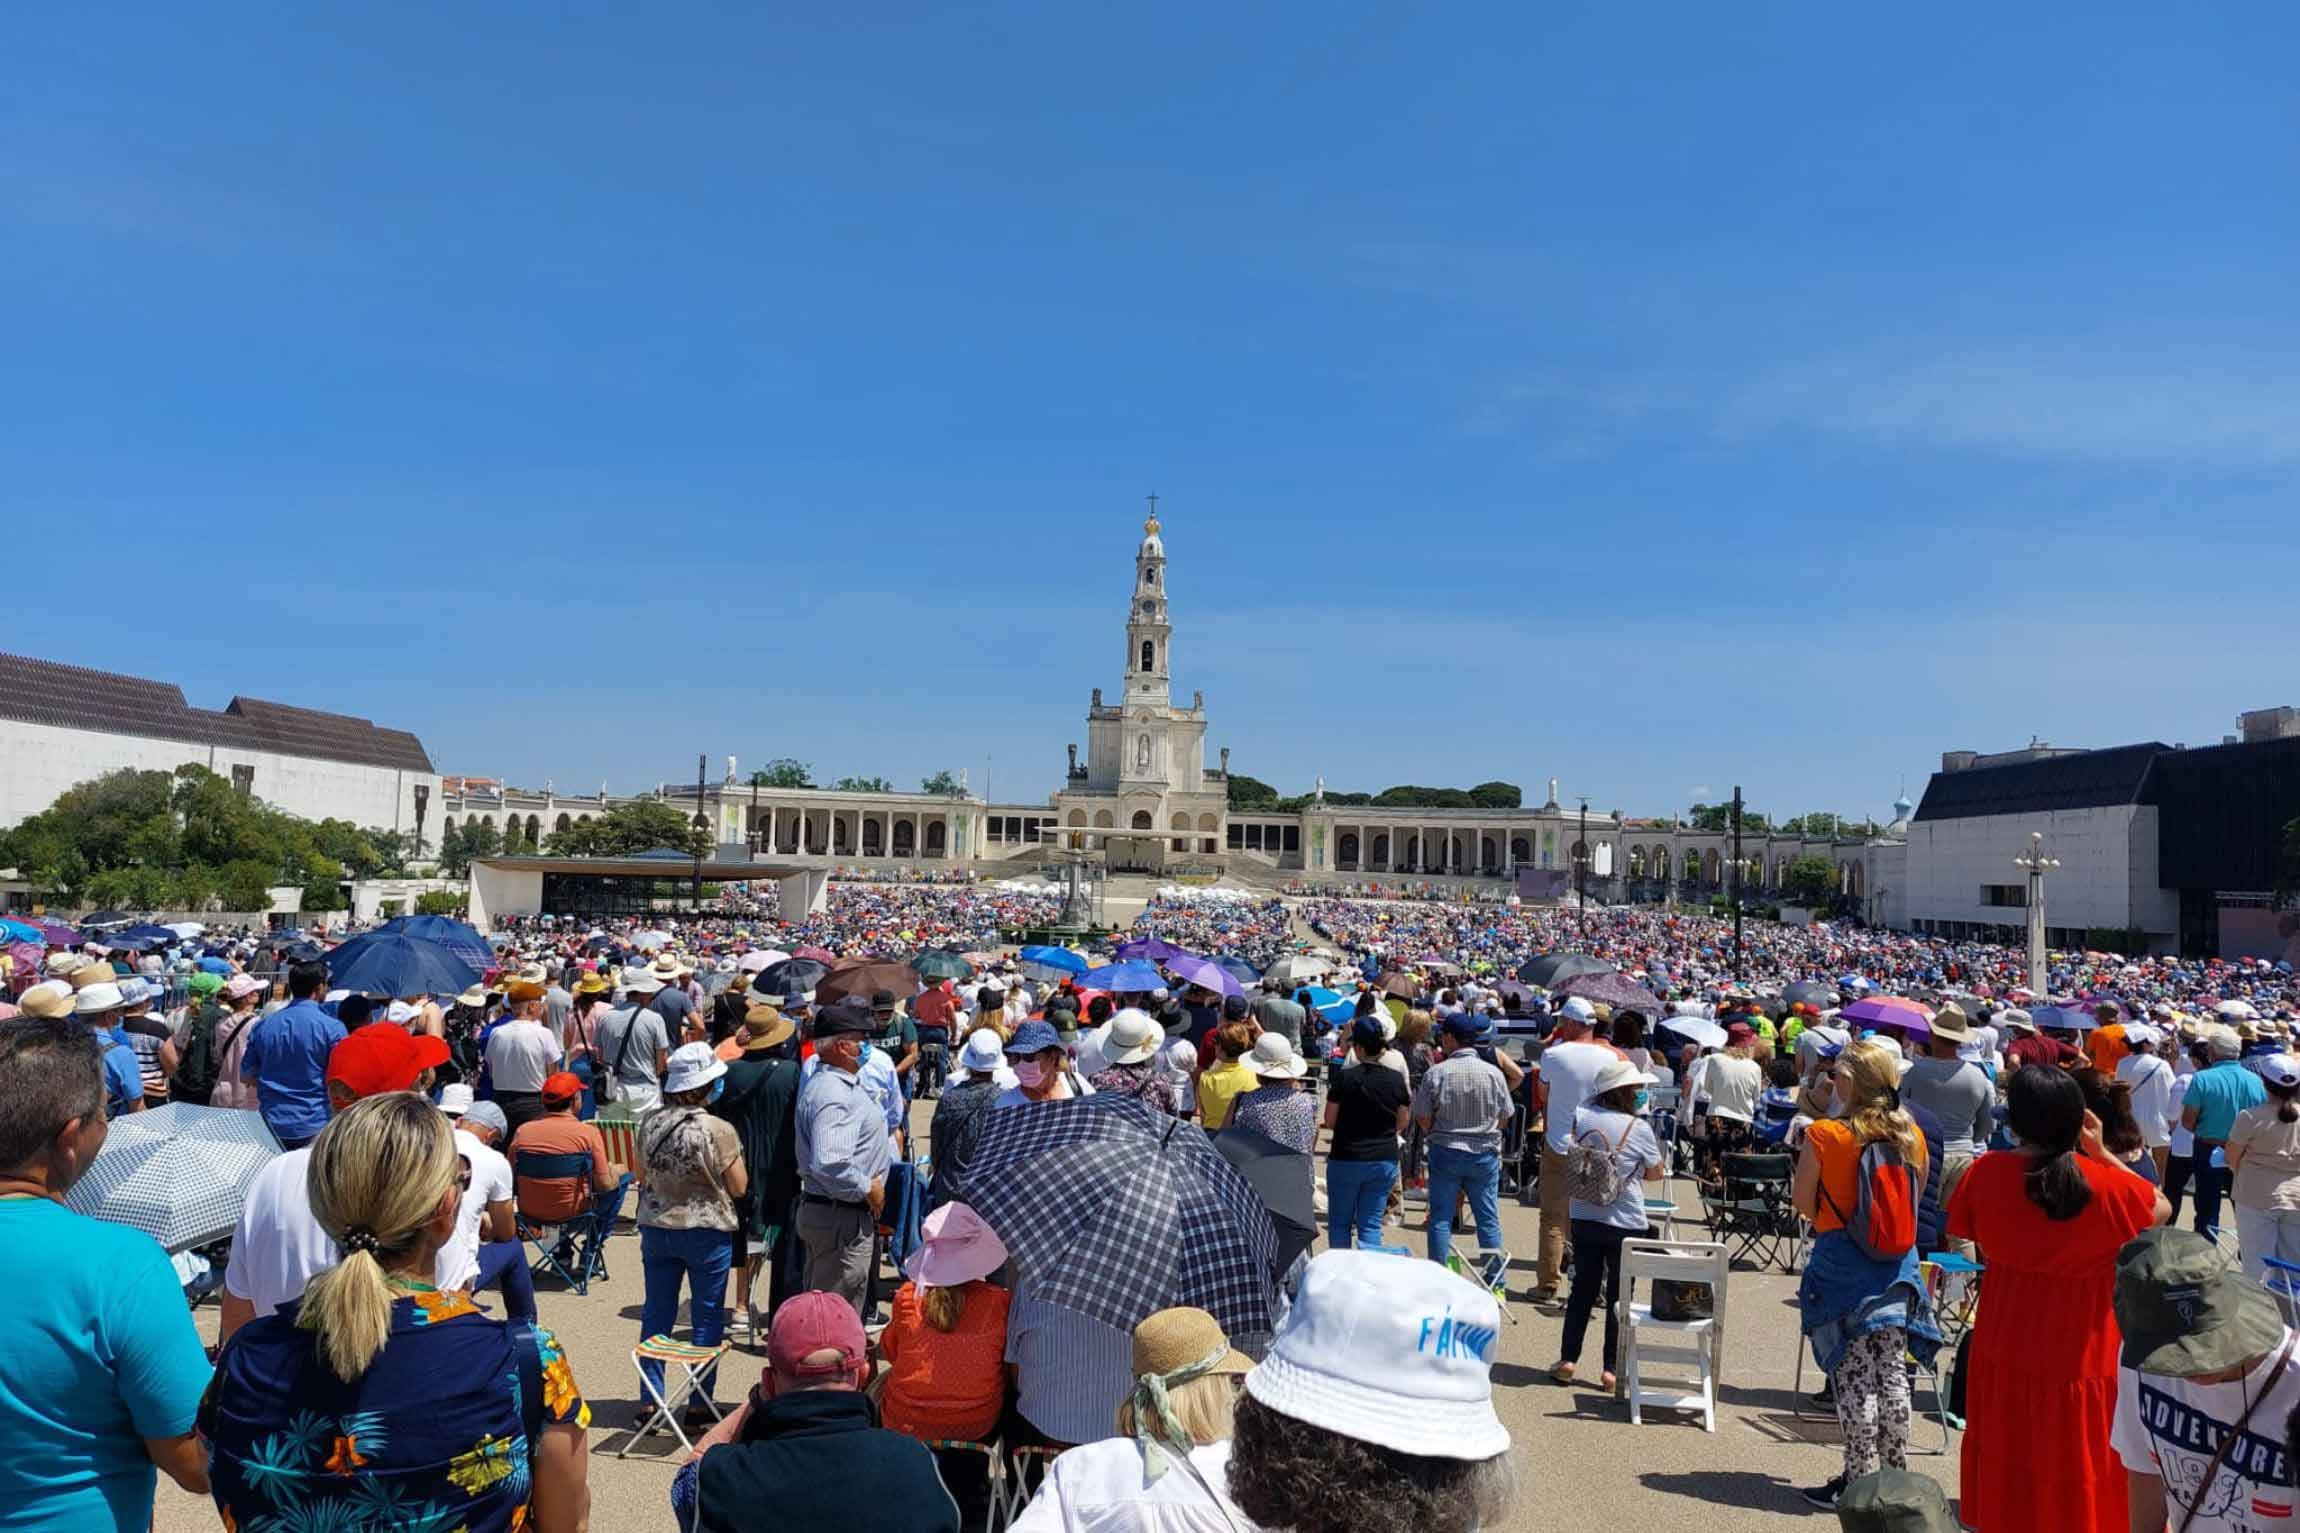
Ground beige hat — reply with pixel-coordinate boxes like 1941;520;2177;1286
45;952;87;976
516;963;548;986
18;981;75;1019
70;963;116;991
2200;1024;2244;1060
649;955;682;981
1247;1032;1307;1080
1131;1306;1254;1383
1928;1001;1974;1044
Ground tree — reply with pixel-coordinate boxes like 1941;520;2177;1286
1466;781;1523;809
415;890;462;916
1784;855;1840;908
541;801;709;859
1227;774;1281;808
219;860;274;913
1688;801;1769;834
1779;812;1846;838
921;770;963;798
832;775;894;793
751;760;813;789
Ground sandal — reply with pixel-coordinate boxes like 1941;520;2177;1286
1551;1362;1576;1384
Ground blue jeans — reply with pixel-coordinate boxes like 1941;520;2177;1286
471;1239;536;1323
640;1225;734;1399
2193;1142;2229;1245
1326;1158;1398;1250
1425;1144;1503;1266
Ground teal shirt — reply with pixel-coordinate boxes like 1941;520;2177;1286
0;1198;215;1531
2184;1060;2268;1142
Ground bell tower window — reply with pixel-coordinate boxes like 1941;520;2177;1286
1140;640;1155;672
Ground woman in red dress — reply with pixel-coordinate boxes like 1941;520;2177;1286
1946;1065;2168;1530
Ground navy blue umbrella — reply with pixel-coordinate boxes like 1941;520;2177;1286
324;934;481;999
758;957;829;996
104;926;176;952
374;914;494;970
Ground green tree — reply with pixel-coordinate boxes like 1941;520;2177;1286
921;770;962;798
1784;855;1840;907
541;801;709;858
1466;781;1523;809
415;890;462;916
1227;774;1280;808
832;775;894;793
751;759;813;789
1688;801;1770;834
219;860;274;912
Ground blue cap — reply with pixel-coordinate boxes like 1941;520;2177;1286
1350;1016;1388;1051
1004;1019;1062;1055
1441;1012;1489;1043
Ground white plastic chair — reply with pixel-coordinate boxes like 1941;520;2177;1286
1614;1238;1728;1432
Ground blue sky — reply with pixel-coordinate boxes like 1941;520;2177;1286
9;3;2295;824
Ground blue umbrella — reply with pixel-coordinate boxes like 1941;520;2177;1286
374;913;494;970
324;933;482;999
1018;945;1089;978
1081;960;1167;992
64;1102;282;1252
1212;955;1261;985
1302;986;1354;1023
1166;954;1244;999
1114;937;1191;963
196;956;233;975
0;917;42;943
2030;1004;2095;1034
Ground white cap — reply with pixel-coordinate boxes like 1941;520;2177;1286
2259;1053;2300;1090
385;1000;419;1025
1559;996;1596;1023
437;1082;476;1116
1245;1248;1510;1460
662;1041;726;1095
73;981;125;1014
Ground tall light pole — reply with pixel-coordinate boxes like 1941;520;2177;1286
1575;796;1590;941
2014;831;2059;996
692;754;709;912
1730;784;1745;979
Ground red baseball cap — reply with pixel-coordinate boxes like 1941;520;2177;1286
541;1071;584;1104
327;1022;451;1100
767;1290;866;1379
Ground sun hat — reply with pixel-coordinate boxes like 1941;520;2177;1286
1244;1247;1509;1460
223;973;265;999
437;1082;476;1116
1247;1032;1306;1080
1926;1002;1974;1044
742;1000;794;1051
1836;1468;1959;1533
1592;1056;1658;1096
505;979;546;1004
385;1000;420;1025
185;971;224;997
904;1201;1009;1289
1133;1305;1253;1384
1004;1019;1062;1056
45;952;86;976
573;972;608;996
768;1289;869;1380
327;1022;450;1099
115;977;156;1007
516;963;548;985
541;1071;584;1105
454;984;488;1007
620;965;664;995
649;955;683;981
662;1041;727;1096
18;981;74;1019
462;1100;509;1138
73;981;125;1015
2115;1227;2286;1377
1103;1007;1162;1066
1995;1008;2035;1034
957;1028;1007;1074
2258;1052;2300;1090
69;963;115;991
2201;1024;2243;1061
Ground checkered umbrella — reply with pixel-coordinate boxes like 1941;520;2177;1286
64;1102;283;1253
964;1094;1282;1352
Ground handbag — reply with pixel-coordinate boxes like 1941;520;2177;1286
1650;1278;1714;1322
596;1003;647;1105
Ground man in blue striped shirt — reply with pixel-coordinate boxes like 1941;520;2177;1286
795;1003;892;1315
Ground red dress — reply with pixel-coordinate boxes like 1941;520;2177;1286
1945;1150;2158;1531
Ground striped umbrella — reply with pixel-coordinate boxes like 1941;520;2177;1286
63;1102;283;1252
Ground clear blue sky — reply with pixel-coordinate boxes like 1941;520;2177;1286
9;3;2295;824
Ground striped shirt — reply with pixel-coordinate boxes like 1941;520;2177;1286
1004;1292;1134;1446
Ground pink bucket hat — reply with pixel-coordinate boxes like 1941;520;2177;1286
904;1201;1007;1289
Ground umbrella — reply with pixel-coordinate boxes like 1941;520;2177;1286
736;950;779;974
965;1094;1281;1349
817;960;918;1006
1550;971;1666;1017
1784;979;1840;1010
1018;945;1090;980
1166;954;1245;999
163;921;206;938
7;940;43;976
1263;954;1333;986
0;917;42;944
324;933;482;999
758;957;829;997
791;945;838;964
631;931;674;952
79;911;132;928
2029;1004;2095;1034
1841;996;1934;1032
1494;980;1538;1008
63;1102;282;1252
911;950;976;984
1302;987;1356;1024
33;920;82;946
1114;937;1192;963
1211;955;1262;985
1081;960;1166;993
1517;953;1614;988
1377;972;1420;1000
196;956;233;975
275;941;326;963
102;931;168;953
375;914;494;970
1212;1128;1318;1273
1658;1014;1729;1049
112;922;181;946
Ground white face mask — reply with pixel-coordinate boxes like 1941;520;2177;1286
1012;1060;1046;1088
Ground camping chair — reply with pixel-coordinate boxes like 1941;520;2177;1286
921;1437;1007;1532
1443;1244;1518;1326
1614;1238;1728;1431
1920;1252;1985;1343
2265;1255;2300;1328
1704;1152;1803;1272
513;1149;610;1295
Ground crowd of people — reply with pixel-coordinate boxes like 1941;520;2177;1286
12;880;2300;1532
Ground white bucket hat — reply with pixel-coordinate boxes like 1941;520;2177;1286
1104;1007;1162;1066
1245;1248;1510;1460
662;1041;727;1095
1247;1032;1306;1080
620;965;665;995
957;1028;1007;1074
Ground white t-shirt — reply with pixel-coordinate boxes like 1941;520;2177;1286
484;1019;561;1093
1007;1437;1247;1533
439;1127;515;1292
2112;1331;2300;1533
222;1146;338;1319
1703;1056;1765;1124
2120;1053;2177;1149
2170;1066;2197;1158
1957;1023;2000;1068
1536;1041;1614;1154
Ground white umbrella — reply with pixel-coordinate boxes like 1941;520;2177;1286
632;931;674;951
1659;1014;1729;1049
738;948;789;974
163;921;206;938
1265;954;1334;985
65;1103;282;1252
2217;1000;2260;1021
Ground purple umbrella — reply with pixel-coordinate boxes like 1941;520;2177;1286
1115;937;1192;964
34;921;81;946
1550;970;1665;1017
1840;995;1932;1033
1166;953;1245;999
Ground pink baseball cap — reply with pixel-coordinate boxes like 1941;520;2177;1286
767;1291;866;1379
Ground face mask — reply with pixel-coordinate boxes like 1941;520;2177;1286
1013;1061;1046;1088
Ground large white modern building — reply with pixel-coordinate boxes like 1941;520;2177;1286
0;652;440;845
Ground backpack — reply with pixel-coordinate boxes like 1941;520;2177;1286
172;1005;252;1106
1819;1134;1920;1261
1566;1115;1636;1206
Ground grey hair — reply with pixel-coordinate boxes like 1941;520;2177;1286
1225;1392;1517;1533
0;1019;105;1171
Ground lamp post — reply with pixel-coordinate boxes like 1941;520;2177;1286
2014;831;2059;996
1730;784;1745;979
692;754;709;912
1574;796;1590;940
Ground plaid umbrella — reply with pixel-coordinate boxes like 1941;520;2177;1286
1551;970;1666;1016
64;1102;282;1252
964;1094;1282;1352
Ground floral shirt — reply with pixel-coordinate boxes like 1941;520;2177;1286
201;1288;588;1533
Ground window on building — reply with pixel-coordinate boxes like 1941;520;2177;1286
1282;825;1300;852
1246;824;1264;850
1981;884;2027;908
987;820;1003;843
1140;640;1155;672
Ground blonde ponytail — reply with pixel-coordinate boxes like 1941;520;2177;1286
297;1093;458;1382
1838;1039;1926;1167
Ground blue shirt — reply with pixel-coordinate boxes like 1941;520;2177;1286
0;1197;214;1532
2184;1060;2268;1142
801;1045;903;1136
1003;1291;1134;1446
97;1028;142;1117
239;998;345;1142
794;1065;893;1201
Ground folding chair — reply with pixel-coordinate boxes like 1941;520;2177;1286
1614;1238;1727;1431
922;1437;1008;1531
2264;1255;2300;1327
1920;1252;1984;1343
1443;1245;1518;1325
998;1444;1064;1527
513;1149;611;1295
1708;1152;1804;1272
607;1335;731;1458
